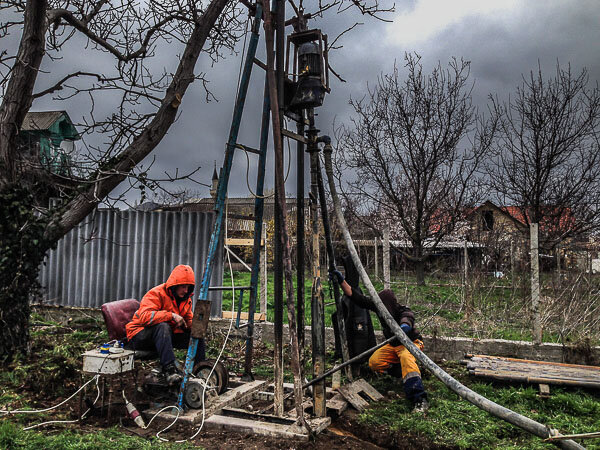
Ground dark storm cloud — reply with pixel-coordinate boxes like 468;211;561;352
3;1;599;203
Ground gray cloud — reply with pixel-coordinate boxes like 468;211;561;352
3;1;600;204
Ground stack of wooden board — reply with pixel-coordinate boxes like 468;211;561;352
462;354;600;389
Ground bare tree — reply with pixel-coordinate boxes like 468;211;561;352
0;0;243;359
488;63;600;244
0;0;396;359
335;53;494;285
487;62;600;343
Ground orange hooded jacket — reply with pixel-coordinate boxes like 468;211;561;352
125;265;195;341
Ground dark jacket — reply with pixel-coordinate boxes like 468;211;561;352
349;288;421;346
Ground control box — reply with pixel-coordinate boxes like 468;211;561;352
82;349;134;375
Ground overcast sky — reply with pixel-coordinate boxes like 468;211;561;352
8;0;600;205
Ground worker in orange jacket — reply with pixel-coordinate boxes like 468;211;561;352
330;268;429;412
125;264;204;383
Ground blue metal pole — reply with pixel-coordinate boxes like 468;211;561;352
178;4;264;409
243;76;271;379
235;288;245;329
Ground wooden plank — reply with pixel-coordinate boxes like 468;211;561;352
469;354;600;372
355;379;384;401
337;380;371;412
338;388;369;412
538;384;551;398
225;238;265;246
327;393;348;415
222;311;266;321
205;379;268;418
281;128;308;144
205;414;309;440
204;414;330;441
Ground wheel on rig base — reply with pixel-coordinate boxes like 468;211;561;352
192;359;229;395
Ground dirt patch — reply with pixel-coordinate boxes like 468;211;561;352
331;410;455;450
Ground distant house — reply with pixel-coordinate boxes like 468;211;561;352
468;201;527;238
19;110;80;177
469;201;579;241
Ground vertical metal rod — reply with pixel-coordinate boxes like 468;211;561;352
315;156;352;381
307;110;326;417
178;4;264;408
296;115;306;369
236;288;245;329
243;75;271;379
271;0;284;417
265;0;308;428
260;223;267;314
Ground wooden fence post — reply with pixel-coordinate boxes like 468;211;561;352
383;225;390;289
510;239;516;292
530;223;542;344
374;237;378;279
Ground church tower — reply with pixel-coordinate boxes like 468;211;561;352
210;161;218;200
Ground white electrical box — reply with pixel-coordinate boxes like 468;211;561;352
82;349;135;375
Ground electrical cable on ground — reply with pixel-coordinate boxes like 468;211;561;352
146;202;238;443
174;200;238;443
1;351;110;430
0;374;99;417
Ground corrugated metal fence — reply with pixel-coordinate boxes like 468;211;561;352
38;210;223;316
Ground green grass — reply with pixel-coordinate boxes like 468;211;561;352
362;364;600;449
0;422;197;449
2;312;600;448
220;270;600;345
221;270;349;328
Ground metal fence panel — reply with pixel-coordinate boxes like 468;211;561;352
38;210;223;316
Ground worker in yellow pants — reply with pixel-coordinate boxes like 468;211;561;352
330;268;429;412
369;339;424;379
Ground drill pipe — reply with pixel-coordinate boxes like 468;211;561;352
322;144;584;450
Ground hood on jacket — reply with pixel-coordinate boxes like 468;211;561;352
166;264;195;302
342;255;360;289
378;289;399;315
166;264;195;289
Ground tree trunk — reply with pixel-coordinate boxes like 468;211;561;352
0;300;30;360
415;259;425;285
0;0;48;186
0;186;51;360
0;0;231;359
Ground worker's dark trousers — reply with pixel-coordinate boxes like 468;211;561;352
386;363;427;404
126;322;205;370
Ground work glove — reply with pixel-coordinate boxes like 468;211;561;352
328;269;344;284
400;323;412;334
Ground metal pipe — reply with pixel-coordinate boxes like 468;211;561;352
263;0;308;429
303;336;397;389
322;144;584;450
296;115;306;367
243;73;271;379
307;109;326;417
178;3;264;409
315;153;352;381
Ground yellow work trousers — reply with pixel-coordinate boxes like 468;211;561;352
369;340;424;379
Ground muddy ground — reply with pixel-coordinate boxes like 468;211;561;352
3;319;452;449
